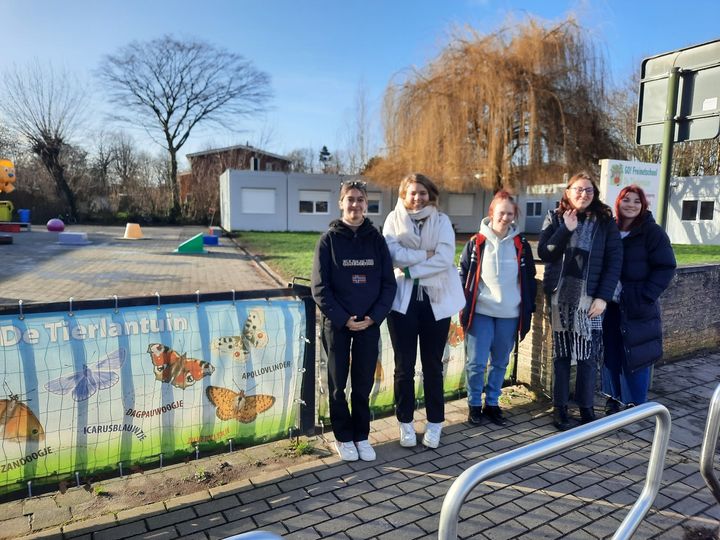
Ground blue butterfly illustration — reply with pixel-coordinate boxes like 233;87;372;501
44;349;127;402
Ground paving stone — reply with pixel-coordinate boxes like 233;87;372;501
222;499;270;521
376;522;427;539
62;513;117;537
163;490;211;511
345;516;395;538
0;515;31;539
253;504;301;527
205;518;256;540
124;526;178;540
193;494;241;516
30;504;72;530
93;520;148;540
294;492;340;513
282;508;330;532
313;513;362;536
147;508;198;531
237;483;282;504
176;512;227;536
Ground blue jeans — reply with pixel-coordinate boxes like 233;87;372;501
465;314;518;406
602;364;652;406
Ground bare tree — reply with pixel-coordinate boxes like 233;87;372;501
368;17;622;192
0;61;88;217
286;147;316;173
97;35;272;220
344;80;374;174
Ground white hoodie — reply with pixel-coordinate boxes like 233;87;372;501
474;217;521;318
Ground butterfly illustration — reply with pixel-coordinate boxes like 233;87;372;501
211;308;269;361
205;386;275;423
0;386;45;441
447;321;465;348
45;349;126;402
147;343;215;389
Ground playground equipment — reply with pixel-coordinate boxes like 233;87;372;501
0;159;15;193
123;223;144;239
47;218;65;232
174;232;207;254
0;200;13;222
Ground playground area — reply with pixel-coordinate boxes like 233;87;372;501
0;225;281;307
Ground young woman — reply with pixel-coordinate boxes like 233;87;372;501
311;180;397;461
538;171;622;431
459;191;536;426
383;173;465;448
602;185;676;413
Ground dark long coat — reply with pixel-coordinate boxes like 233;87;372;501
602;213;677;373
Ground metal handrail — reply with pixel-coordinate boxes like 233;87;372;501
223;532;284;540
438;402;671;540
700;383;720;505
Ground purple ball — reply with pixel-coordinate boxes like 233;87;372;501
47;218;65;232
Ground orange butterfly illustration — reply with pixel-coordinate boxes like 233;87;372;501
0;387;45;441
205;386;275;423
447;321;465;347
147;343;215;389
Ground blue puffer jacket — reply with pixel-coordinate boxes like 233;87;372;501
538;210;622;301
602;213;676;372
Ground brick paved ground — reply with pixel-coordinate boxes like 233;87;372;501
1;226;718;539
0;225;281;306
4;351;718;540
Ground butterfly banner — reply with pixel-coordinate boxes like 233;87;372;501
317;314;468;423
0;297;306;495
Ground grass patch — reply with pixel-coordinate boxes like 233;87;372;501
235;231;320;281
234;231;720;282
671;244;720;265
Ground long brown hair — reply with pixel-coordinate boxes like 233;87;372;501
399;173;439;207
615;184;649;231
557;171;612;221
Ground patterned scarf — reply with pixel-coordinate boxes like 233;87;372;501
550;215;602;363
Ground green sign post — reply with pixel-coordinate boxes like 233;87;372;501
636;39;720;228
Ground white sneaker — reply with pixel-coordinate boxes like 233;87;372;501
399;422;417;447
355;440;376;461
334;441;359;461
422;422;443;448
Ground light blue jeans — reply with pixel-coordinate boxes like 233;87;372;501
465;314;518;406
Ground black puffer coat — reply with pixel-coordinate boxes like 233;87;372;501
538;210;622;301
602;213;676;372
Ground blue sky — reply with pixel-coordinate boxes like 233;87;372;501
3;0;719;164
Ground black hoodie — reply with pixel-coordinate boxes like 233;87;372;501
311;218;397;330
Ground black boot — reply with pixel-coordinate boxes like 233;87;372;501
468;405;483;425
580;407;597;424
553;406;571;431
483;405;508;426
604;398;621;416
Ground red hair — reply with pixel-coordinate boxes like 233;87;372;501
488;190;519;219
615;184;649;230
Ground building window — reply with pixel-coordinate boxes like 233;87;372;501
367;192;381;215
682;199;715;221
525;201;542;217
447;194;474;216
265;162;274;171
241;188;275;214
700;201;715;220
299;190;330;214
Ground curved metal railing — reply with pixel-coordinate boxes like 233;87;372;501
438;402;672;540
700;383;720;505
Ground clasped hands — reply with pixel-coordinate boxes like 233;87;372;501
346;315;374;331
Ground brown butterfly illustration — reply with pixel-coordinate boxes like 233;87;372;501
447;321;465;347
147;343;215;389
211;308;269;361
205;385;275;423
0;387;45;441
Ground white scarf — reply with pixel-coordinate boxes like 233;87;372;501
387;198;449;304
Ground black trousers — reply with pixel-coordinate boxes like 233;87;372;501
322;316;380;442
387;289;450;424
552;331;602;409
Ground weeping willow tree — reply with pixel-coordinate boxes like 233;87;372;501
367;17;622;192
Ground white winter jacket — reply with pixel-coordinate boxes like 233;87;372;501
383;209;465;320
